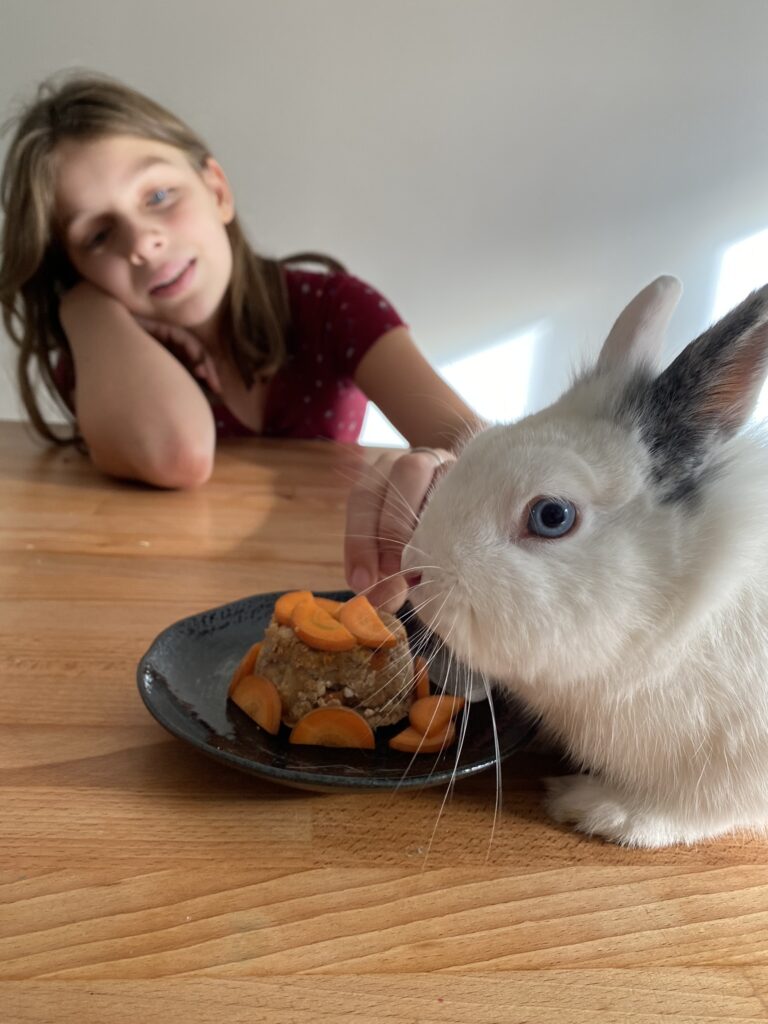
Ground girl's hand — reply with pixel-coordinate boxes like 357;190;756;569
344;447;455;612
134;316;222;395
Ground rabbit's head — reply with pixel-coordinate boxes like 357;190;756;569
405;277;768;690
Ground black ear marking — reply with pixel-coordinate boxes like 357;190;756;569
615;286;768;504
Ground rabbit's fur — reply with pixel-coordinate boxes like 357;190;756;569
405;277;768;847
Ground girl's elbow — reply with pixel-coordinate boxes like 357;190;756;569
145;438;215;489
89;436;214;489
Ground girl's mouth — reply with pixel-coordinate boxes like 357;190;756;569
150;259;196;298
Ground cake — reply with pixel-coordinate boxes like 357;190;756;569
228;590;464;752
254;595;413;728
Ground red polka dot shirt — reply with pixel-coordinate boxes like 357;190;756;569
212;269;406;442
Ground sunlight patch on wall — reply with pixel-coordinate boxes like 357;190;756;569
360;328;539;447
359;404;409;447
712;226;768;422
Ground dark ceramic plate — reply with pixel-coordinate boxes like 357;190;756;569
137;590;532;791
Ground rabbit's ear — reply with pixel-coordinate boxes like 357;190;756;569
656;284;768;434
618;285;768;504
597;276;682;374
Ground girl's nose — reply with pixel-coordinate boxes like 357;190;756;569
124;223;164;265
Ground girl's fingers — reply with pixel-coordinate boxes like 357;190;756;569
135;316;202;358
345;448;454;612
135;315;171;342
344;451;401;595
135;317;221;390
377;450;448;574
195;356;222;395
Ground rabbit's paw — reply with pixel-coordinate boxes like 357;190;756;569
544;774;674;848
545;774;628;836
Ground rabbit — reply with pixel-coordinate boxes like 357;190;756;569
402;275;768;848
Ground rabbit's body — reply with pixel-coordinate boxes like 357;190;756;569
405;278;768;847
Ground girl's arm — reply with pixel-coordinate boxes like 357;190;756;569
352;326;480;449
346;326;486;611
59;282;216;488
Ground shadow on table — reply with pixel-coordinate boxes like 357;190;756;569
4;733;310;801
211;437;373;589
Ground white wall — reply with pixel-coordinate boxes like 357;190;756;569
3;0;768;426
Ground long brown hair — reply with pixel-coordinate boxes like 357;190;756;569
0;71;343;444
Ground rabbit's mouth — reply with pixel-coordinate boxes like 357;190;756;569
421;637;492;703
414;584;485;671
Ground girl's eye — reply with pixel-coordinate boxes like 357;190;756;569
86;227;110;249
526;497;577;538
147;188;172;206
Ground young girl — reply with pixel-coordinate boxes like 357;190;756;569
0;72;481;608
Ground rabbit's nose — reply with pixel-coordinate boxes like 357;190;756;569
405;572;422;589
400;541;422;579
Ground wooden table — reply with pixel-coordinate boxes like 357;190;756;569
2;419;768;1023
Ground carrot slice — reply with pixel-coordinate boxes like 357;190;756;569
292;598;357;652
274;590;314;626
315;596;342;618
338;594;397;649
228;641;263;697
229;674;282;735
413;656;430;700
289;707;375;749
389;721;456;753
409;694;465;737
275;591;343;626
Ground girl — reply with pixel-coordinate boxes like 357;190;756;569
0;72;481;609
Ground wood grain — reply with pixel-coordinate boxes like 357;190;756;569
2;420;768;1022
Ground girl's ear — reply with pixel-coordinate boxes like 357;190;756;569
200;157;235;225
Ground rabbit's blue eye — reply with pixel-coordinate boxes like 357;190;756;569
527;498;577;538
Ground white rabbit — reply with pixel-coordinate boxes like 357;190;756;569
403;276;768;847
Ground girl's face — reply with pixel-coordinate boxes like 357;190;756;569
54;134;235;337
